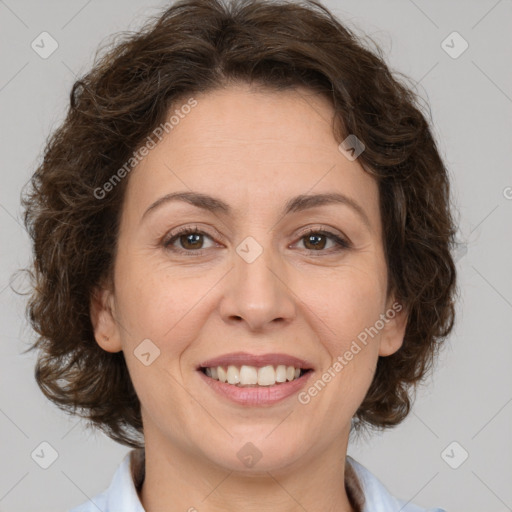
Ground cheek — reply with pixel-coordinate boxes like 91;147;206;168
297;264;385;402
300;265;387;342
113;248;208;340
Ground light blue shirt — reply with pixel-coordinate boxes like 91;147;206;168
69;450;446;512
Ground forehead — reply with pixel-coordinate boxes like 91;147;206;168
123;84;380;230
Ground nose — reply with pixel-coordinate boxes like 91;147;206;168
219;238;297;332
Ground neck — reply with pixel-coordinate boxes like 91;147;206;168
137;432;361;512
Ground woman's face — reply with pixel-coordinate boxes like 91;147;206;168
92;84;407;472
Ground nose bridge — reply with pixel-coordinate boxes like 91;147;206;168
220;233;296;330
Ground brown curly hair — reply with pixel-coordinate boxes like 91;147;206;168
21;0;457;449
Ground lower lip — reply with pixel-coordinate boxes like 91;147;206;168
197;370;314;406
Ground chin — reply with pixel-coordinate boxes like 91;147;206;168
198;432;306;474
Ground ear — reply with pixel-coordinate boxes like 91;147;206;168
90;283;123;353
378;297;408;357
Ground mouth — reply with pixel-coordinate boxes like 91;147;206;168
197;351;314;387
198;365;312;387
195;352;314;405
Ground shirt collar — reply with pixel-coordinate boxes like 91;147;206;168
104;449;145;512
346;455;403;511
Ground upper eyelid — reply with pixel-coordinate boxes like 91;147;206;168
164;224;345;240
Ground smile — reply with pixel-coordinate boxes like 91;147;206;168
200;364;310;387
196;352;315;406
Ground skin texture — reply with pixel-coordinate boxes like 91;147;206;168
90;84;408;512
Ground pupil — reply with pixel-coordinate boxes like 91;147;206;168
183;233;202;249
306;234;325;250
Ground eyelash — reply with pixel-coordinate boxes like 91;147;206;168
162;225;351;256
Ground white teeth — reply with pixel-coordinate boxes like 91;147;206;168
227;365;240;385
240;365;258;385
217;366;227;383
257;365;276;386
203;364;306;387
276;365;287;383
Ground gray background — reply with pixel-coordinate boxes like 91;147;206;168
1;0;511;511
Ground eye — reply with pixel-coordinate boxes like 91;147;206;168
294;228;351;253
162;225;351;256
163;225;216;254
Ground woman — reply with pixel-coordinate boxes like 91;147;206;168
22;0;456;510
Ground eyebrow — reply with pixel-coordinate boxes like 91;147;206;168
141;191;371;230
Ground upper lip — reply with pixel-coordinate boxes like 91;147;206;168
197;352;314;370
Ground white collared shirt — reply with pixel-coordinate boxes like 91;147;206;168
68;449;446;512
